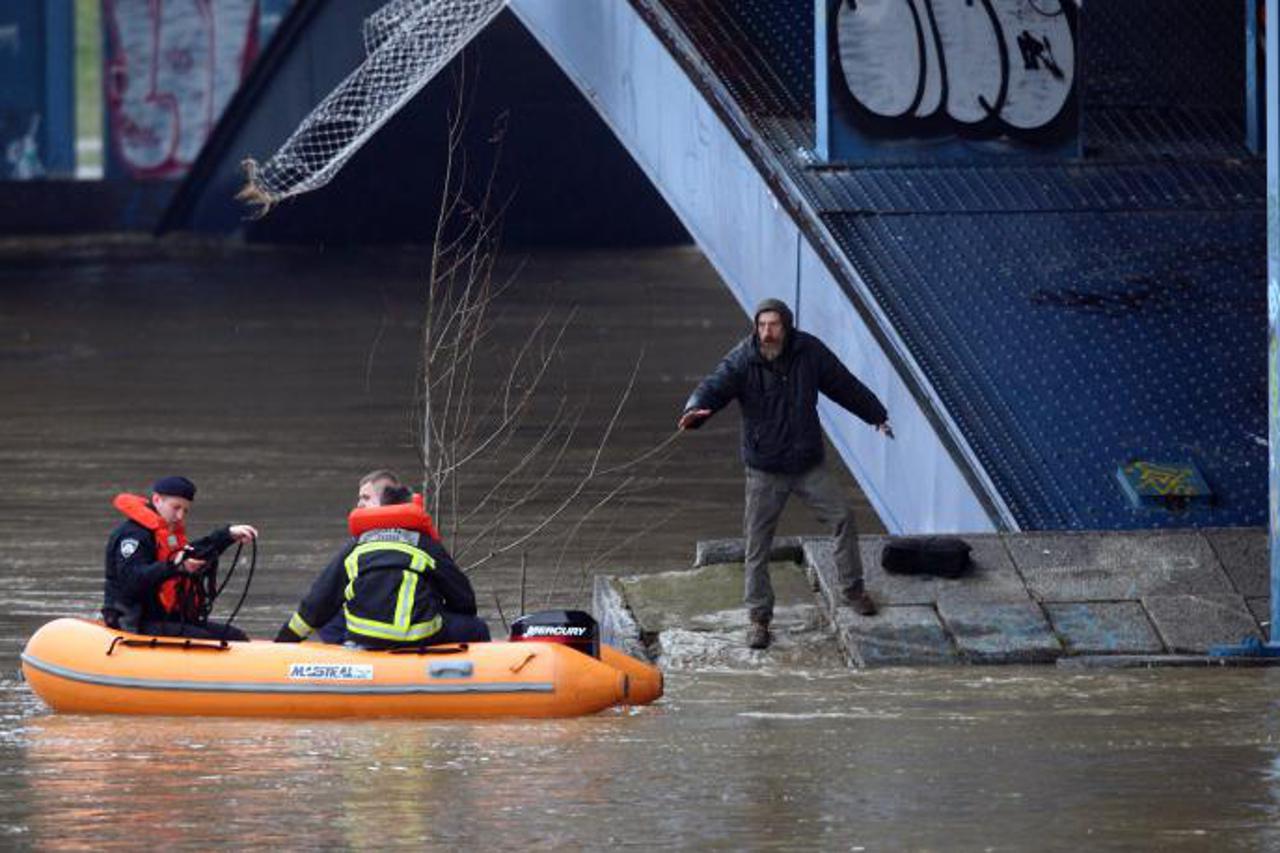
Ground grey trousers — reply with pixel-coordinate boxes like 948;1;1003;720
743;462;863;624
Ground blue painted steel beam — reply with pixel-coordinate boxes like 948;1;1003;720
1270;0;1280;647
0;0;74;178
813;0;829;161
1219;0;1280;657
1248;0;1264;155
42;0;74;175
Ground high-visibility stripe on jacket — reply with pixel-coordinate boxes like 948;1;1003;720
285;611;314;639
340;532;444;645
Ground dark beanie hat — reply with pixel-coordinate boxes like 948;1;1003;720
754;298;794;330
380;484;413;506
153;475;196;501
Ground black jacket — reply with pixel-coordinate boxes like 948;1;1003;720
103;519;235;632
276;531;476;647
685;329;887;474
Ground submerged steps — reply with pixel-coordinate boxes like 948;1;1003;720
595;529;1273;668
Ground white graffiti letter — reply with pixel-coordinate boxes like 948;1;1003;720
835;0;1076;140
836;0;924;119
990;0;1075;130
930;0;1005;125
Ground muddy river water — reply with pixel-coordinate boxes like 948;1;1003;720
1;240;1278;849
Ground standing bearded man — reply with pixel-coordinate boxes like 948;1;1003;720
679;298;893;649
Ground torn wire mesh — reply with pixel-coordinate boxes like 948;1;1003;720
239;0;507;215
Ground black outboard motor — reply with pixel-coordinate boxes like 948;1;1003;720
509;610;600;659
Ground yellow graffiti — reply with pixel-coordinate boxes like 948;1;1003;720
1128;462;1196;496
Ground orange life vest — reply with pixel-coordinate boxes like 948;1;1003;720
112;493;202;619
348;492;441;541
113;493;188;559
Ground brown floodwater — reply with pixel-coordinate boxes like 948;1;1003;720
1;239;1278;849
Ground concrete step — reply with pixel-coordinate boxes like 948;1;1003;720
595;529;1273;668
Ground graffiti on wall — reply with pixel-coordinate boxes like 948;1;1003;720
0;11;52;181
0;24;19;55
5;113;44;179
104;0;260;178
0;21;34;180
831;0;1078;152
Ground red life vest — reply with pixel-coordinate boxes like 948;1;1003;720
112;493;203;619
348;492;441;541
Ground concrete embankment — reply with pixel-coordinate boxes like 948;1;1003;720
595;529;1276;668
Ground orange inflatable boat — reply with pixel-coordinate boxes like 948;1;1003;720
22;617;661;719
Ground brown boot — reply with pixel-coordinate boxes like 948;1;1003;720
841;582;877;616
746;620;771;650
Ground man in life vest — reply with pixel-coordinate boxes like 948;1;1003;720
303;469;405;644
274;483;490;647
103;475;259;640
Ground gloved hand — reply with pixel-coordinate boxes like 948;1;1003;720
273;623;304;643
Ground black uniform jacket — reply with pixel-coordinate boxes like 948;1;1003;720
684;329;887;475
103;519;234;631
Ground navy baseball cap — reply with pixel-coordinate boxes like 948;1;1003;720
152;476;196;501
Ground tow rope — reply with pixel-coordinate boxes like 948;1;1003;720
171;538;258;641
213;539;258;641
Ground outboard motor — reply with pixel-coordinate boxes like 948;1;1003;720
509;610;600;659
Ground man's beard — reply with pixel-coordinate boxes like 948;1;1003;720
759;340;782;361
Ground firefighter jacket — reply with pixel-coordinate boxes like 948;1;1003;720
277;529;477;648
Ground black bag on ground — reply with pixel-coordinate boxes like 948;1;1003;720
880;537;972;578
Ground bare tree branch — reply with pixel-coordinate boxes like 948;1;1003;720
415;75;686;610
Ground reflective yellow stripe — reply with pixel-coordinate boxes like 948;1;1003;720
344;609;442;642
396;571;418;631
347;541;436;570
343;541;434;599
343;550;359;601
287;612;314;638
340;540;441;643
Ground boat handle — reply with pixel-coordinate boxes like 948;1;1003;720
106;636;230;655
428;661;474;678
387;643;469;656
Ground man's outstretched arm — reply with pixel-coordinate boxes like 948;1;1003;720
814;338;890;431
678;346;744;430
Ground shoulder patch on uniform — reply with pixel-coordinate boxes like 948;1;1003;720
119;538;139;558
